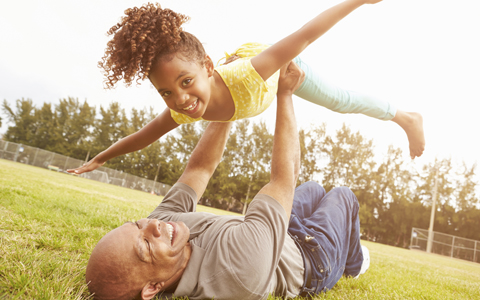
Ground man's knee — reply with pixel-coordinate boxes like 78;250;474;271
329;186;359;210
298;181;326;196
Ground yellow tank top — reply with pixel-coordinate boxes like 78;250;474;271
170;43;280;124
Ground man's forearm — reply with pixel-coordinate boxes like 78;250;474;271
259;91;299;220
177;122;232;199
186;122;232;174
271;94;299;185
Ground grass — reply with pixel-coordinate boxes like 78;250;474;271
1;158;479;300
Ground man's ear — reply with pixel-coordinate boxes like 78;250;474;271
204;55;215;77
141;281;164;300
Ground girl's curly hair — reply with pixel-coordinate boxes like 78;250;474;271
99;3;206;89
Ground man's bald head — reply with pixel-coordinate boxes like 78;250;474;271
86;225;145;300
86;219;192;300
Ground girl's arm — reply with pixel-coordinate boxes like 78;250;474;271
251;0;382;81
67;108;179;174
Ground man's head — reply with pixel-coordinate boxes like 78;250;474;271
86;219;192;300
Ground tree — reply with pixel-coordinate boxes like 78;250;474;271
455;162;478;211
322;123;375;191
2;98;37;145
91;102;130;170
122;107;160;179
297;124;326;185
55;98;96;159
32;103;63;151
453;162;479;240
417;158;456;235
374;146;423;246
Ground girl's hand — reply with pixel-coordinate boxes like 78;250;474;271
363;0;383;4
67;157;105;175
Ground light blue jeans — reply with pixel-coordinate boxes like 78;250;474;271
293;56;396;121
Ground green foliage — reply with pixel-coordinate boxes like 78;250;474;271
2;98;37;144
297;124;326;184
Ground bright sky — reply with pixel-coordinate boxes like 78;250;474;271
1;0;479;173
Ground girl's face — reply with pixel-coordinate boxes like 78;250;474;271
149;54;214;119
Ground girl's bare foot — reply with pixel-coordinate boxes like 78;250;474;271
391;110;425;159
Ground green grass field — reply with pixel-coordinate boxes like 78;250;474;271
1;158;479;300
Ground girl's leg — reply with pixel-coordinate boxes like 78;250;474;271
292;56;425;159
293;56;396;120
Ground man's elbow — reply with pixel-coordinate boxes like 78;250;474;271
187;157;220;179
293;149;301;184
294;160;300;182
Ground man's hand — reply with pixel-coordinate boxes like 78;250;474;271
277;61;305;97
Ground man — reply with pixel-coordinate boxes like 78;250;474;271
85;61;369;300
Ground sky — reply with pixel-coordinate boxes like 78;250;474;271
1;0;479;174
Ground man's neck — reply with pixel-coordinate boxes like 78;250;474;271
161;242;192;293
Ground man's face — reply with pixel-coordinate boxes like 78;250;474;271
123;218;191;274
86;219;192;299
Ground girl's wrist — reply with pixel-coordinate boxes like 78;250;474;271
94;152;108;164
350;0;367;5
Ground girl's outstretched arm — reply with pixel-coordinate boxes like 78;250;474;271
251;0;382;81
67;108;179;174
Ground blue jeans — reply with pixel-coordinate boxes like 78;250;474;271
288;182;364;296
293;56;396;121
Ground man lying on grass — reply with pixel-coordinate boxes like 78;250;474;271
85;61;370;300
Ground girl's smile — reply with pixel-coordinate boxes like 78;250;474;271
149;54;214;120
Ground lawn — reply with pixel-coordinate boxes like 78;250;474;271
1;158;479;299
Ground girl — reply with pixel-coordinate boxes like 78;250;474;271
68;0;424;175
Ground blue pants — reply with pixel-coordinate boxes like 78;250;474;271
288;182;364;296
293;56;396;121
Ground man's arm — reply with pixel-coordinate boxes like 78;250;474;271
258;61;304;220
177;122;232;202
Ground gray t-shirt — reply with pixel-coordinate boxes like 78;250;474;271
148;182;304;300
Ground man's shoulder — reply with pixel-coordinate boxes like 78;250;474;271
148;182;198;219
248;193;288;222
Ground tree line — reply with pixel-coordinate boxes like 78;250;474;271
2;98;479;247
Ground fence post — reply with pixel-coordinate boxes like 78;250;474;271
33;148;39;166
64;156;69;171
410;228;414;249
13;144;22;162
451;236;455;258
474;241;477;263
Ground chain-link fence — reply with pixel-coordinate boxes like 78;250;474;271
410;227;479;263
0;140;171;196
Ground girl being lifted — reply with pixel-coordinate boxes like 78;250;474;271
68;0;424;175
